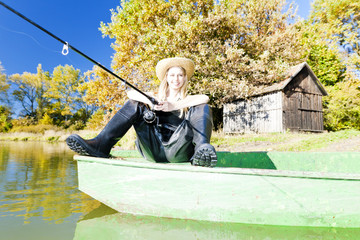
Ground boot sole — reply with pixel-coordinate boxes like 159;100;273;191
66;134;110;158
192;143;217;167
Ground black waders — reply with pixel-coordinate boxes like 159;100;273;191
66;100;139;158
66;101;217;167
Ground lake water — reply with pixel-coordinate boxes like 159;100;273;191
1;141;359;240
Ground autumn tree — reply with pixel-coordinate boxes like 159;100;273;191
35;64;51;119
83;0;304;113
309;0;359;57
9;64;49;118
0;62;10;105
0;63;11;132
10;72;38;117
45;64;92;127
8;63;92;129
303;0;359;83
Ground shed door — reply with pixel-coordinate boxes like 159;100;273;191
283;92;324;132
283;92;300;131
298;93;324;131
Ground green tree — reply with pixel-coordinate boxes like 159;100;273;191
306;44;346;86
83;0;304;111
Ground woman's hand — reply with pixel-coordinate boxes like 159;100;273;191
153;101;177;112
127;90;157;107
153;95;209;112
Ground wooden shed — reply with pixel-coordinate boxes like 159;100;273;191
223;62;328;133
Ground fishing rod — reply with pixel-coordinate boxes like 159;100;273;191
0;1;159;107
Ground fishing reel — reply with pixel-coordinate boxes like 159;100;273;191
143;98;159;124
143;109;157;124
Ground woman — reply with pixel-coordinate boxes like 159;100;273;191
66;57;217;167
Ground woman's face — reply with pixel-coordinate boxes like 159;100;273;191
166;67;186;91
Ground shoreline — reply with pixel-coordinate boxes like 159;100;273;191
1;129;360;152
0;129;97;143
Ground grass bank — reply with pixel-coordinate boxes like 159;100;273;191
1;128;359;152
211;129;360;152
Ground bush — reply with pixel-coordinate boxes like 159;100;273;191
11;116;37;127
0;105;12;132
38;113;53;125
67;121;86;131
323;79;360;131
85;109;106;130
10;124;63;134
0;118;12;132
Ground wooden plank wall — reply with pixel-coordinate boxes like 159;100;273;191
292;68;324;96
223;92;283;133
282;92;299;131
299;93;324;131
283;71;324;132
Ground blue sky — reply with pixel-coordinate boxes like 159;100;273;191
0;0;312;76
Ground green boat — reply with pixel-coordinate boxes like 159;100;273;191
74;151;360;228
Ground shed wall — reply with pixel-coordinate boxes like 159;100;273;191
286;68;324;95
223;92;283;133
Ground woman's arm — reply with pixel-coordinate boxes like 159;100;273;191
177;95;209;109
153;95;209;112
127;90;156;106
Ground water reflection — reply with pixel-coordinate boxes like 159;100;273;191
74;204;360;240
0;141;99;240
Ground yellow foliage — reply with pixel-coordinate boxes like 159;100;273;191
39;113;53;125
308;0;360;79
85;109;107;130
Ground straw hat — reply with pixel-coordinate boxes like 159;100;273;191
156;57;195;81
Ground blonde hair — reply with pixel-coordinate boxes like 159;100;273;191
157;66;188;117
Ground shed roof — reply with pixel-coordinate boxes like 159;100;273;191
251;62;328;97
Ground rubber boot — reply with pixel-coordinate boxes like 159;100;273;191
188;104;217;167
66;100;139;158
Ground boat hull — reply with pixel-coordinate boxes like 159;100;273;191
75;151;360;228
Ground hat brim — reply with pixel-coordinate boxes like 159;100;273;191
156;57;195;81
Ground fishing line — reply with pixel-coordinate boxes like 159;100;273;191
0;1;158;107
0;24;61;54
0;23;89;76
